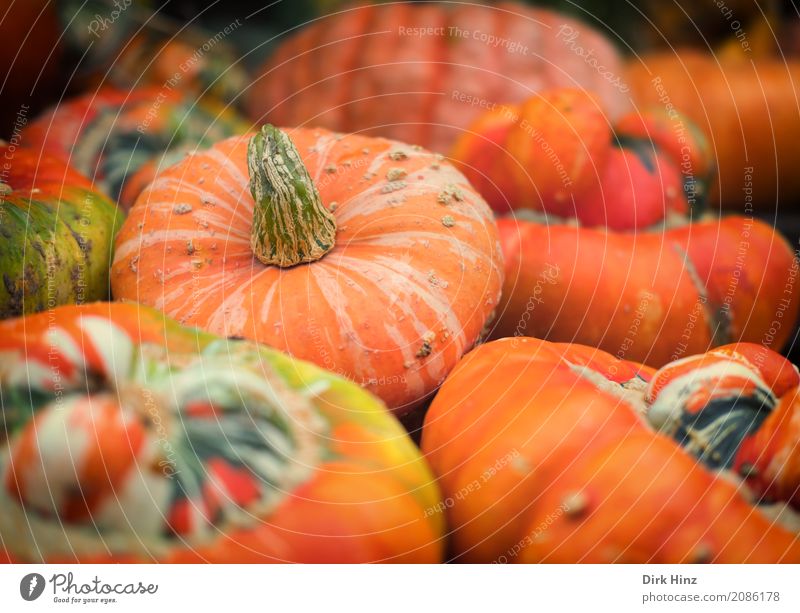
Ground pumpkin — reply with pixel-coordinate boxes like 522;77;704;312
644;343;800;508
246;2;630;154
495;215;799;367
0;146;122;318
450;88;711;224
0;302;444;563
23;87;249;210
626;51;800;210
111;125;502;415
57;0;248;108
421;337;800;563
450;88;798;365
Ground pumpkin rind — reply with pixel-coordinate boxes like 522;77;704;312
0;302;444;563
626;51;800;209
112;127;503;414
0;147;123;318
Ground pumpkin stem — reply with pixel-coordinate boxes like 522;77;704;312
0;180;11;200
248;125;337;267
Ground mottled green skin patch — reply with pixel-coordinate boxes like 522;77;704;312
0;188;123;318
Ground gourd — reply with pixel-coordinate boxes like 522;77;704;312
0;302;444;563
450;88;798;365
23;87;249;210
0;146;122;318
421;337;800;562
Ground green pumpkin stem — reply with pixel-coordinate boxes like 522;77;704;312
247;125;337;267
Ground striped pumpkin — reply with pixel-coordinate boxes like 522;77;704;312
0;302;444;563
0;146;122;318
23;87;249;210
422;337;800;563
111;125;503;414
247;2;630;154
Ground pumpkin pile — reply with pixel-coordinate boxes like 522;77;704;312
2;0;800;565
450;88;800;366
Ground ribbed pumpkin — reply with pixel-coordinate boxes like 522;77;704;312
111;125;502;414
23;87;249;210
626;51;800;210
422;337;800;563
0;302;444;563
0;146;122;318
247;2;630;154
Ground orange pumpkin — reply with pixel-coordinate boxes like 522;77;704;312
626;51;800;210
422;337;800;563
111;125;503;415
451;88;710;224
247;2;630;154
494;215;799;367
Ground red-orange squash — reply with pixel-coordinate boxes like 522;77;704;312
494;215;799;366
422;337;800;562
451;88;710;224
111;125;503;415
0;302;444;563
247;2;630;154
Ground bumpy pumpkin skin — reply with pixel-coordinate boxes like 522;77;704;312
0;303;444;563
0;147;122;318
421;337;800;563
23;88;249;210
112;127;502;415
247;2;630;153
494;216;800;367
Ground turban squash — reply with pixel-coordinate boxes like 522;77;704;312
23;87;249;210
111;125;502;414
246;2;630;154
0;302;444;563
0;145;122;318
450;88;799;366
421;337;800;563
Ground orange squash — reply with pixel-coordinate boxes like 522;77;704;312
626;51;800;210
422;337;800;562
111;125;503;415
